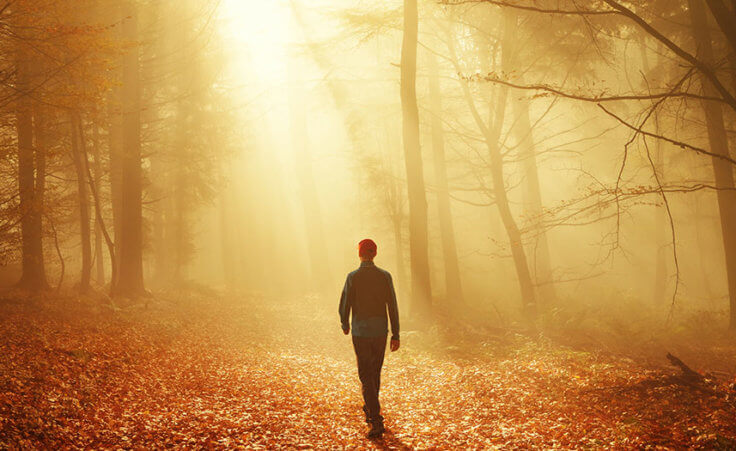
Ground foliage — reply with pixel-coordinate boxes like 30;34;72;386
1;293;735;448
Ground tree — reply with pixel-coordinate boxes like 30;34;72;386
401;0;433;317
446;10;538;318
70;113;92;293
14;21;48;291
688;0;736;331
113;1;145;297
427;51;464;305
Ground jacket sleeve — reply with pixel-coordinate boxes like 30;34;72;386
386;273;400;340
338;274;352;331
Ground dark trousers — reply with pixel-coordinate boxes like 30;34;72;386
352;334;387;423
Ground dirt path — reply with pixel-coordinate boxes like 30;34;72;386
1;293;735;449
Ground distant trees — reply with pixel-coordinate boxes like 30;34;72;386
448;0;736;329
0;0;229;299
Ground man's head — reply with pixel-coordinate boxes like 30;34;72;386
358;238;377;261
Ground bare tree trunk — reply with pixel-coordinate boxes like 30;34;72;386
70;113;92;293
114;1;145;297
427;51;464;305
76;114;117;297
107;100;123;287
16;46;48;291
487;87;537;318
449;12;537;318
689;0;736;330
401;0;432;317
92;120;105;285
513;98;557;304
172;139;188;284
107;19;123;289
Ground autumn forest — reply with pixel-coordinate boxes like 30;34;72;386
2;0;736;448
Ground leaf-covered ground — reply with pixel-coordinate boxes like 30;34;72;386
1;291;736;449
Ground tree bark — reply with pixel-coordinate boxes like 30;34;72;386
70;113;92;293
689;0;736;330
448;11;537;317
427;51;464;305
401;0;433;317
113;1;145;297
92;120;105;285
705;0;736;54
16;45;48;291
512;98;557;304
107;9;124;288
77;114;117;297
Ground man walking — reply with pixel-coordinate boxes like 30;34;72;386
339;238;400;439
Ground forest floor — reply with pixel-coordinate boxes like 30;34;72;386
1;290;736;449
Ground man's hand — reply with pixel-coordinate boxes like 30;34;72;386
343;327;350;335
390;339;400;352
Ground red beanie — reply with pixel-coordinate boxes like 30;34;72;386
358;239;377;257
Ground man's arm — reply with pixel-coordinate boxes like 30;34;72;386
386;273;400;342
338;275;352;334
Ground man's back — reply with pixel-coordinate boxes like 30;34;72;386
340;261;399;339
350;263;392;319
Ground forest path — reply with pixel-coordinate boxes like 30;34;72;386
1;291;735;449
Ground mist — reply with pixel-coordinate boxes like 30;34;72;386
2;0;736;448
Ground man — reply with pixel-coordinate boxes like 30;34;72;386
339;238;400;439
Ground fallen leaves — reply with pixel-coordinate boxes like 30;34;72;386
0;293;735;449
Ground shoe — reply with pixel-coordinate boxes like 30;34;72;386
362;405;370;424
367;421;385;439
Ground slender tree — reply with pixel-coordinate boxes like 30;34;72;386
427;51;464;305
114;1;145;297
15;35;48;291
448;11;538;318
512;98;557;304
401;0;433;317
70;113;92;293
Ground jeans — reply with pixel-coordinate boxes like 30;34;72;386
351;334;387;423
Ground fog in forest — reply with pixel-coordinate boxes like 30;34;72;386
3;1;736;447
2;0;735;329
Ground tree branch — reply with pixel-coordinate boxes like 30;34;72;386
597;104;736;166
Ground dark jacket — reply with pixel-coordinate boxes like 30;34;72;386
339;261;400;340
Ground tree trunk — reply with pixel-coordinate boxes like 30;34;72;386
705;0;736;53
77;114;117;297
70;113;92;293
401;0;432;317
689;0;736;330
427;51;464;305
487;87;537;318
107;16;124;288
513;98;557;304
113;1;145;297
92;120;105;285
108;99;123;287
172;130;188;284
16;46;48;291
448;11;537;318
